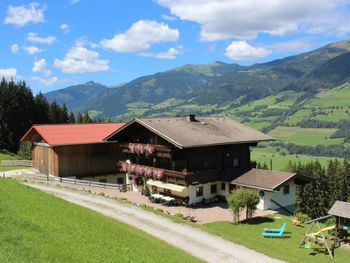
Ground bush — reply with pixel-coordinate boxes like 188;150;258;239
227;188;259;224
325;217;336;226
294;212;310;222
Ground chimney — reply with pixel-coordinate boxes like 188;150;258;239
186;114;196;122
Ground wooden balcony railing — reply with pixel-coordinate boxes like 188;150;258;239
117;161;187;179
119;143;173;158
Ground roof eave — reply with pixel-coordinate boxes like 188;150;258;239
231;182;275;192
181;138;274;149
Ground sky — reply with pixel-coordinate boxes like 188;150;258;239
1;0;350;94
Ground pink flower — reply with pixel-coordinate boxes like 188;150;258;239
136;165;144;176
128;143;135;153
145;145;154;156
145;167;153;177
128;164;136;174
120;162;127;172
137;144;144;154
154;169;164;180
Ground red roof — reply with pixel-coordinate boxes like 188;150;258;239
21;123;125;146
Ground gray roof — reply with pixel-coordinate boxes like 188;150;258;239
328;201;350;219
122;116;273;148
231;169;297;191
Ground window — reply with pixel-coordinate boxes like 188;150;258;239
233;158;239;168
196;186;203;197
211;184;217;194
283;184;290;195
221;182;226;191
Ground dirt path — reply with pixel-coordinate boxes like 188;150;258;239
26;183;284;263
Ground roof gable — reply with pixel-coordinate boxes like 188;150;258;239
328;201;350;219
21;123;125;146
106;116;274;148
231;169;297;191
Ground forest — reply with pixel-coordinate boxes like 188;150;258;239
286;159;350;219
0;79;93;153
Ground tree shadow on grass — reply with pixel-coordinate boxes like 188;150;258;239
241;216;274;225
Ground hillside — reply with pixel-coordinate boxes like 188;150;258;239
45;81;112;112
45;39;350;120
0;178;199;263
44;39;350;163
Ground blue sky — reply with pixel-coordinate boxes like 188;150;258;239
1;0;350;94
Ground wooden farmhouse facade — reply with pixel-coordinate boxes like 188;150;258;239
106;115;309;209
21;115;310;210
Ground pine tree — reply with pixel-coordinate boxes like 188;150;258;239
69;111;76;123
82;112;92;123
76;112;83;123
34;92;50;124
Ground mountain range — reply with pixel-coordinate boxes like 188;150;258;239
45;39;350;120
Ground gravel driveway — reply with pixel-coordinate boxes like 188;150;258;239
26;183;284;263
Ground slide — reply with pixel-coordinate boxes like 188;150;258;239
308;225;335;237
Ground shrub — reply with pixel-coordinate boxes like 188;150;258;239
227;188;259;224
294;212;310;223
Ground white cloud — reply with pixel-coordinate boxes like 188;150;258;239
4;3;45;28
141;47;181;59
157;0;348;41
23;45;42;55
32;58;51;77
60;23;70;33
225;41;270;60
10;43;19;54
27;32;56;45
100;20;179;53
54;43;109;73
161;14;177;21
31;76;58;86
0;68;17;79
264;39;317;53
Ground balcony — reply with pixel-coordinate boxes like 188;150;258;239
117;161;222;186
119;143;173;159
117;161;187;178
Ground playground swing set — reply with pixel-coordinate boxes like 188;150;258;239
299;201;350;259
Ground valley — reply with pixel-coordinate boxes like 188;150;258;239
44;40;350;169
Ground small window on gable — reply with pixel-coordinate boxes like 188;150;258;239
283;184;290;195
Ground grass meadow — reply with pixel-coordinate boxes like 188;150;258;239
202;214;349;263
0;178;201;263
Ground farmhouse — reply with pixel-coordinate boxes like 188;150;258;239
21;115;309;211
106;115;308;210
21;123;125;182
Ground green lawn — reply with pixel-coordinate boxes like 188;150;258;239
201;215;349;263
0;178;201;263
0;152;25;172
268;126;342;146
252;147;333;170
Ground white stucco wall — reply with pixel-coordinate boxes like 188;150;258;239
188;182;221;204
259;181;296;210
269;181;296;210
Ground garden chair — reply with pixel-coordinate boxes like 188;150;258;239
262;223;287;237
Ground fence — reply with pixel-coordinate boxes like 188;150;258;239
21;174;132;192
1;160;33;167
